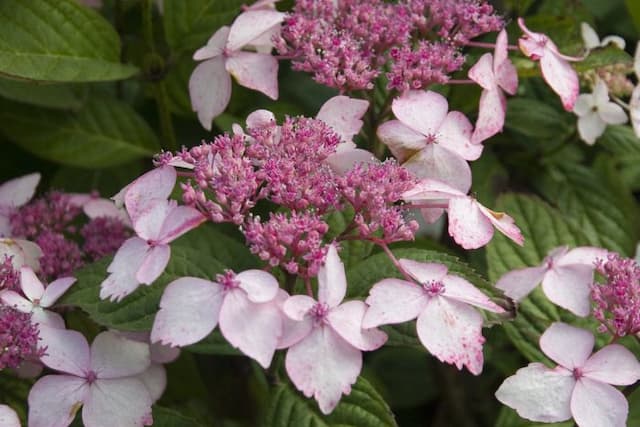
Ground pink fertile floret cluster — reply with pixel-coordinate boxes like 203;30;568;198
0;305;43;370
592;253;640;337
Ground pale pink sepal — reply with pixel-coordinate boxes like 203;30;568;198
151;277;223;347
285;326;362;415
100;237;150;302
28;375;90;427
0;404;20;427
317;244;346;308
226;10;285;52
316;96;369;143
495;265;547;301
540;322;595;369
189;56;233;131
362;278;427;328
0;238;42;272
82;377;154;427
90;332;151;379
0;173;39;236
138;363;167;402
327;300;388;351
235;269;279;303
225;52;279;100
124;166;176;223
570;378;628;427
136;244;171;285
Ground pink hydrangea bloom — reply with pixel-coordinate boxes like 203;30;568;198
468;29;518;144
0;254;19;292
496;322;640;427
100;166;205;302
402;179;523;249
282;245;387;414
363;258;504;375
0;267;75;329
0;305;44;370
189;10;284;129
496;246;607;316
0;172;40;237
377;90;482;193
591;253;640;337
29;328;154;427
151;269;285;368
0;404;20;427
518;18;582;111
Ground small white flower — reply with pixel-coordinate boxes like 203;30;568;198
573;80;627;145
580;22;625;51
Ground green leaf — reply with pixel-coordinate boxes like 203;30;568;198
485;194;591;362
535;163;639;256
505;98;573;140
0;77;86;109
0;371;32;424
599;125;640;191
325;208;374;268
165;54;196;116
163;0;245;53
0;95;159;168
495;407;572;427
626;0;640;33
152;406;204;427
264;376;397;427
0;0;137;82
574;45;633;72
60;245;226;331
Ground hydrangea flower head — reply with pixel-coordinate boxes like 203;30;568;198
518;18;582;111
282;244;387;413
496;245;607;316
0;305;44;370
28;328;154;427
189;9;284;129
496;322;640;427
363;258;504;375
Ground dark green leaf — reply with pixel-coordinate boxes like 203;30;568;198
505;98;573;140
152;406;204;427
0;95;159;168
495;407;572;427
264;376;397;427
0;0;137;82
0;77;86;109
163;0;245;53
574;45;633;72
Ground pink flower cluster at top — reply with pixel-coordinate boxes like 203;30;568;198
592;253;640;337
276;0;502;92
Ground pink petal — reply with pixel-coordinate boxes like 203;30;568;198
468;53;496;90
403;144;472;194
540;322;594;369
135;244;171;285
583;344;640;386
471;88;507;144
277;290;314;349
416;297;486;375
235;269;279;303
362;278;427;328
557;246;608;267
402;178;465;201
32;308;65;329
317;244;346;308
246;109;275;128
83;378;153;427
630;85;640;137
0;404;20;427
131;199;171;241
28;375;90;427
495;363;574;423
225;52;279;99
20;266;44;302
399;259;448;284
40;276;76;308
38;325;91;376
151;277;223;347
193;26;230;60
325;148;377;175
316;96;369;142
392;90;448;137
91;331;150;379
376;120;427;163
100;237;150;302
0;290;32;313
327;300;387;351
495;265;548;301
540;52;579;111
0;172;40;209
447;197;494;249
495;30;518;95
438;111;483;160
285;326;362;415
0;238;43;272
571;378;628;427
599;102;628;125
283;294;316;321
226;10;284;51
124;166;176;223
189;57;232;130
219;289;282;368
517;18;547;58
578;112;606;145
83;198;131;226
138;363;166;402
441;274;505;313
0;215;10;237
542;265;593;317
476;202;524;246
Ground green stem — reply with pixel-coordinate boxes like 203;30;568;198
153;82;177;151
142;0;155;54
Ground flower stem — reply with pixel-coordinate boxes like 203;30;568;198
377;241;415;282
